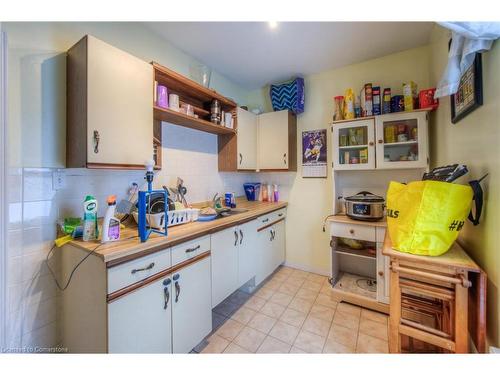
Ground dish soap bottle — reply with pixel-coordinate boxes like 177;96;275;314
102;195;120;243
83;195;98;241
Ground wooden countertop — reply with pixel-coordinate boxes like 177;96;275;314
327;214;387;228
382;232;480;272
67;200;287;267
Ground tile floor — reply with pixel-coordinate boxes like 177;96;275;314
195;266;389;354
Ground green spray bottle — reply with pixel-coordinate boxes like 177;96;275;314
83;195;98;241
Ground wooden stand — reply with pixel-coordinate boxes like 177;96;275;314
383;233;483;353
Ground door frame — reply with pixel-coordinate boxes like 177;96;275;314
0;25;7;350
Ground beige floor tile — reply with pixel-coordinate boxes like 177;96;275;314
264;279;283;291
328;324;358;349
244;295;267;311
271;272;289;283
269;321;300;345
336;302;361;316
277;266;294;276
306;273;327;284
215;319;244;341
309;304;335;322
254;287;275;300
278;282;301;296
301;280;323;293
247;312;277;334
257;336;292;353
302;316;331;337
359;318;388;341
201;334;230;353
287;277;305;288
260;301;286;319
361;308;388;324
233;326;267;353
323;339;355;353
269;291;293;307
291;269;310;279
289;346;307;353
293;329;326;353
280;308;308;327
223;342;251;353
232;306;257;324
296;287;319;302
356;333;389;353
320;282;335;295
332;310;360;330
315;293;339;310
288;296;314;314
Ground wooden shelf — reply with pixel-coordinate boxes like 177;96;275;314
337;246;377;259
154;106;236;135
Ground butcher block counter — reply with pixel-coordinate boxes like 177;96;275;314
68;199;288;267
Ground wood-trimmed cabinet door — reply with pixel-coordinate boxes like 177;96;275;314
171;257;212;353
376;242;390;304
236;107;258;170
108;276;172;353
332;119;375;170
211;226;239;307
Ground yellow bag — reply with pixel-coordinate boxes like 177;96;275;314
386;180;473;256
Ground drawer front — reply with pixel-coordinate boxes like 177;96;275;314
171;235;210;267
270;208;286;222
331;222;376;242
107;248;171;294
376;227;386;243
258;208;286;229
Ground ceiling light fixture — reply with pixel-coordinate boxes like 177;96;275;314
268;21;278;30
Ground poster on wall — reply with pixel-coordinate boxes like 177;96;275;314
302;129;327;178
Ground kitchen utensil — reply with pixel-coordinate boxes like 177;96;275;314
344;191;385;221
177;177;188;207
197;214;218;222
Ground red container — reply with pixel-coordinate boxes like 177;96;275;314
419;88;439;110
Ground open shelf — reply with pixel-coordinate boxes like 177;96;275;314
384;140;418;147
154;106;236;135
337;245;377;259
338;144;368;150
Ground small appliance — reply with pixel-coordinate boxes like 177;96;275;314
344;191;385;221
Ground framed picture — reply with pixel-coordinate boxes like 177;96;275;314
302;129;327;178
450;49;483;124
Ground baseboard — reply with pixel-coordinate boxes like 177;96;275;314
283;261;330;277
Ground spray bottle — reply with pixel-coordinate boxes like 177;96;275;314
102;195;120;243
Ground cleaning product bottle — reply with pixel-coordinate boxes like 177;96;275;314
102;195;120;243
273;184;279;202
83;195;98;241
262;183;268;201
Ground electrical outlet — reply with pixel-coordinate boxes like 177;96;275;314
52;169;66;190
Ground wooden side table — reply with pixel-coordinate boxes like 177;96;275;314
383;233;482;353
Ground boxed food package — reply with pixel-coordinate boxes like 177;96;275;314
403;81;418;111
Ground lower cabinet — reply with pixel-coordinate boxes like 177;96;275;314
255;219;286;286
171;256;212;353
237;220;258;286
107;254;211;353
108;277;172;353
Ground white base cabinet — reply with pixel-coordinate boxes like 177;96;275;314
255;219;286;286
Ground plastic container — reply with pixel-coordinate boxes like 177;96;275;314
102;195;120;243
132;208;200;229
243;183;261;201
82;195;98;241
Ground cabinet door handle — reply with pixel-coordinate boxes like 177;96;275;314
234;230;239;246
239;229;243;245
185;245;200;253
368;141;374;146
378;271;384;277
270;229;273;241
283;153;287;165
163;278;171;310
93;130;100;153
131;262;155;274
278;213;283;217
272;230;276;240
378;139;383;144
173;274;180;303
262;218;269;223
349;229;355;235
239;153;243;165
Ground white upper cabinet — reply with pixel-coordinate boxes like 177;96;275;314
332;111;429;171
67;35;153;169
236;107;258;170
258;110;297;171
375;111;429;169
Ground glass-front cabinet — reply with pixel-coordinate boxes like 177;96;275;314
375;111;428;169
333;119;375;170
332;110;429;170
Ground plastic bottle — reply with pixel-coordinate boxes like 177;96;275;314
83;195;98;241
262;183;268;202
273;184;279;202
101;195;120;243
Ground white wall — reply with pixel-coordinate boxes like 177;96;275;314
2;22;259;351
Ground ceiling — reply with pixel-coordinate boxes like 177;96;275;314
145;22;435;90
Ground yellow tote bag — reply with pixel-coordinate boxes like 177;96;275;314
386;180;473;256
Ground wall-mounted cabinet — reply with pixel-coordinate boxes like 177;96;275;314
236;108;258;170
332;110;429;171
67;35;154;169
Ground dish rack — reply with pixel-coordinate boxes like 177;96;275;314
132;208;200;229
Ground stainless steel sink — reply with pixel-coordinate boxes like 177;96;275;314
218;208;249;218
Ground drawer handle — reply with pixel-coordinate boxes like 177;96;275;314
349;229;355;235
185;245;200;254
239;229;243;245
378;271;384;277
131;262;155;274
262;218;269;223
278;213;283;217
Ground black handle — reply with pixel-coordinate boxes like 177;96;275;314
239;153;243;165
272;229;276;240
283;153;287;165
173;274;180;303
234;230;239;246
93;130;100;153
131;262;155;274
278;213;283;217
239;229;243;245
270;229;273;241
185;245;200;253
163;278;171;310
262;218;269;223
